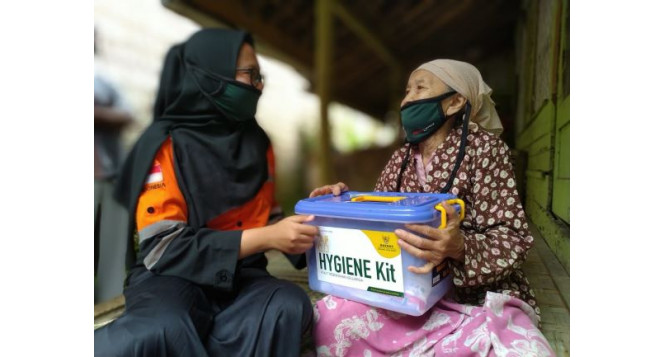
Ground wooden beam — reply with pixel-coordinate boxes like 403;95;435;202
331;1;403;115
161;0;231;28
316;0;333;185
167;0;313;72
330;1;399;70
397;0;474;46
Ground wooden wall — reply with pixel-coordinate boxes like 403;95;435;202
514;0;570;273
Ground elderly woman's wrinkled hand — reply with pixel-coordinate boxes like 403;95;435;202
308;182;349;198
395;203;465;274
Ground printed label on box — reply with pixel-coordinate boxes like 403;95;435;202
315;226;404;297
432;260;451;287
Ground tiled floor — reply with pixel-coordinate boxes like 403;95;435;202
95;226;570;356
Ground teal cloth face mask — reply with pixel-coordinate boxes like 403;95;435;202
400;91;457;144
212;79;262;124
189;64;262;124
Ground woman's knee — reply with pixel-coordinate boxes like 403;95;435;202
270;282;313;330
96;310;208;356
94;315;173;357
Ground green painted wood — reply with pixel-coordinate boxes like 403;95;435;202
557;124;569;171
514;0;570;273
526;170;551;209
552;97;570;223
526;200;570;274
527;134;553;172
552;179;569;223
552;0;570;224
516;100;555;150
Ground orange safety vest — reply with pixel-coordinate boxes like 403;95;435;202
136;137;278;233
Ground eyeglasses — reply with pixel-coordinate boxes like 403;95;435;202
235;67;265;88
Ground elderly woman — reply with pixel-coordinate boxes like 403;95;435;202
310;60;554;356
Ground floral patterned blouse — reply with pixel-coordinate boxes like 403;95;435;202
374;125;539;316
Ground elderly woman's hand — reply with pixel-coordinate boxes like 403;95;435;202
308;182;349;198
395;203;464;274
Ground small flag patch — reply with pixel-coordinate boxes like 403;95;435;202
146;162;163;184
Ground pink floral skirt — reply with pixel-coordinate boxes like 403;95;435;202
314;292;554;356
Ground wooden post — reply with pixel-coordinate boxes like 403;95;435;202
316;0;333;186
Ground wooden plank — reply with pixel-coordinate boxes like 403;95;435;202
391;0;474;50
94;294;125;318
532;0;561;111
511;149;528;200
557;0;571;99
330;1;403;110
526;201;570;274
551;0;570;225
527;134;553;172
556;98;570;136
552;114;569;223
520;224;570;356
555;97;570;179
533;237;570;310
522;0;539;124
547;0;570;230
552;178;569;223
169;0;313;68
516;100;555;150
514;18;530;134
331;1;399;70
526;170;550;209
528;224;570;357
549;0;563;103
555;96;570;144
94;294;126;330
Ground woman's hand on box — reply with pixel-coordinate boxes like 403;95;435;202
268;215;319;254
308;182;349;198
395;203;465;274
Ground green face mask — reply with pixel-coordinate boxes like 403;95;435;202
400;91;457;144
189;64;262;124
212;79;262;124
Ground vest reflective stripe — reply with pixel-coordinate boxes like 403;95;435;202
142;223;185;270
138;219;186;244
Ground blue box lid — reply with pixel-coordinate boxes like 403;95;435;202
294;191;459;223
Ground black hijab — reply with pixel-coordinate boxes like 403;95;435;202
115;29;270;235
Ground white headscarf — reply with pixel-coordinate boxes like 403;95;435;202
417;59;503;135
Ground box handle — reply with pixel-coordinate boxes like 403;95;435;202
434;199;466;228
350;195;407;203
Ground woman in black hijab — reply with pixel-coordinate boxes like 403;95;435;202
94;28;316;357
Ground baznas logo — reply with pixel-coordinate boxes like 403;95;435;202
382;235;390;244
317;235;329;252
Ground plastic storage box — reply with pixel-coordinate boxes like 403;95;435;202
295;191;465;316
